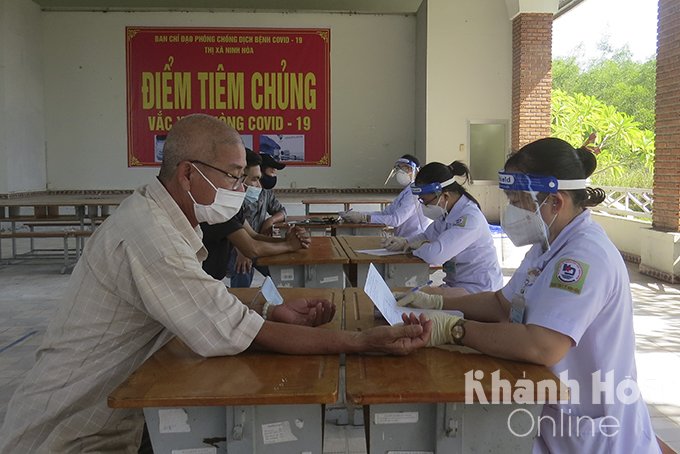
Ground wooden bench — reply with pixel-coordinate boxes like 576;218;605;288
0;230;92;273
301;198;393;215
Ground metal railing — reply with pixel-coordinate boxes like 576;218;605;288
593;186;653;221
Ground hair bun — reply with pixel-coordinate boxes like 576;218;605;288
584;187;606;207
575;146;598;178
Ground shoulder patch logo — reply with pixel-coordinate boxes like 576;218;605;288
454;216;467;227
550;259;589;294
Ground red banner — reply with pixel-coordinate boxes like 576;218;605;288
126;27;330;167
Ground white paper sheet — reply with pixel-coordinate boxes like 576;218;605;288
261;276;284;306
355;248;404;256
363;263;463;326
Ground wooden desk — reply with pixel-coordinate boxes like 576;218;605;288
257;236;349;288
343;289;568;453
109;288;342;453
275;215;388;237
0;194;127;260
301;198;392;215
337;235;430;287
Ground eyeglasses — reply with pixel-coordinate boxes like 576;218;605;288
190;160;246;190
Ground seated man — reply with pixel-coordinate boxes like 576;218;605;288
0;114;431;453
201;150;306;284
229;149;289;287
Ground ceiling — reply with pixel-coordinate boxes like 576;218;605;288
31;0;426;13
32;0;583;15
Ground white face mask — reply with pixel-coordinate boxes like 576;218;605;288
244;185;262;204
501;199;556;248
188;164;245;225
421;195;447;220
395;170;413;187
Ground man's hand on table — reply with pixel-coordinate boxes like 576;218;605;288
270;298;336;326
358;313;432;355
286;226;311;249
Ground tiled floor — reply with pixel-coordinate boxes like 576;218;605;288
1;238;680;453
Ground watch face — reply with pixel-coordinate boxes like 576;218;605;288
453;325;464;339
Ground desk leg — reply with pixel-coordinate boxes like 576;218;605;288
365;403;541;453
268;264;345;288
144;406;227;453
227;404;323;453
356;263;430;288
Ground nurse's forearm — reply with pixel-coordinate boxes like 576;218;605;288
463;321;571;367
441;291;509;322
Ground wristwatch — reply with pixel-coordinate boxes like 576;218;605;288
451;319;466;346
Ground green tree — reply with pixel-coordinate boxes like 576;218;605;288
553;44;656;131
551;89;654;188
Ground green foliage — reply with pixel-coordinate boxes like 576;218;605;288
551;89;654;188
552;43;655;188
552;46;656;132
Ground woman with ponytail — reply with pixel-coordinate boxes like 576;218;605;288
401;137;660;453
385;160;503;295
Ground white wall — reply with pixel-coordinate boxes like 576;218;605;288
423;0;512;166
0;0;46;194
42;11;417;190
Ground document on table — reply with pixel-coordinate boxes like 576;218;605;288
355;248;404;256
363;263;463;326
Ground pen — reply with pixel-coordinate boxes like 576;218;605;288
397;280;433;301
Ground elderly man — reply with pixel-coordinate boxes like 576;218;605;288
0;114;431;453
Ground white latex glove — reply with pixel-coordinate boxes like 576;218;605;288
393;291;443;310
381;236;408;251
340;211;368;223
405;238;428;252
423;311;462;347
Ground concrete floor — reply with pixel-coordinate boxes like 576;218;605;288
1;235;680;453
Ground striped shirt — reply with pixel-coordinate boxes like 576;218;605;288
0;178;264;453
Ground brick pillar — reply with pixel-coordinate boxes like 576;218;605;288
511;13;553;151
653;0;680;232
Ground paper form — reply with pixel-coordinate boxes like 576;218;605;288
363;263;463;326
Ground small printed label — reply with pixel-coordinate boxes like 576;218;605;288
320;275;340;284
387;451;434;454
262;420;298;445
172;448;217;454
159;408;190;433
280;268;295;282
374;411;419;425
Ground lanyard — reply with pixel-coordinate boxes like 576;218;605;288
509;241;570;324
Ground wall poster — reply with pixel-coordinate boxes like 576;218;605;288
126;27;331;167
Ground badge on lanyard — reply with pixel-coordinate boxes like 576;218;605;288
510;268;540;324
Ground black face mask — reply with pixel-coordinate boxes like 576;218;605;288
260;174;277;190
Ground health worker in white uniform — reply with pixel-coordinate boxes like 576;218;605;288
398;137;660;453
339;155;431;239
384;161;503;295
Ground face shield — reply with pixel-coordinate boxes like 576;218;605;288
411;175;466;220
385;158;419;186
498;171;587;249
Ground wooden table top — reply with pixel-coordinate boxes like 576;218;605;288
256;236;349;266
343;288;568;405
336;236;427;264
109;288;342;409
301;198;392;205
275;215;386;230
0;194;129;207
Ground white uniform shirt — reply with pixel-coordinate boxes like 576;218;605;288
369;186;431;239
501;210;659;454
0;178;264;453
411;195;503;293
